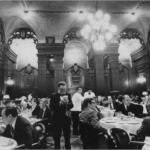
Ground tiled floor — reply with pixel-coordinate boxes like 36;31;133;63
47;133;83;150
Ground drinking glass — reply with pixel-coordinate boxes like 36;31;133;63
128;112;135;118
115;111;122;117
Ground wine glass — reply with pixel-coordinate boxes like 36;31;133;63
115;111;122;117
128;112;135;118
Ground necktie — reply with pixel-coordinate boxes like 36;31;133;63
42;109;45;118
8;124;14;138
126;105;128;111
59;93;66;96
110;103;113;110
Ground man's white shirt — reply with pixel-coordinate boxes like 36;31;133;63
71;93;84;112
84;92;95;99
12;117;17;130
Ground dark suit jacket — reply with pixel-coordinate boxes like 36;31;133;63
79;107;106;133
2;116;35;148
50;92;73;136
37;106;51;120
107;101;119;110
115;103;136;116
112;101;119;110
32;105;40;117
136;117;150;140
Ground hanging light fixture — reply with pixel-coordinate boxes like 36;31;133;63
80;10;117;51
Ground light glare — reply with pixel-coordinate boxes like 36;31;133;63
104;14;110;21
95;10;103;19
93;41;106;50
106;32;113;40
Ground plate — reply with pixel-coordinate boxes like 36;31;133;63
0;137;12;146
127;121;139;124
105;120;116;123
117;121;126;124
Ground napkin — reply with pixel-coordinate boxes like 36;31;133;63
0;137;11;146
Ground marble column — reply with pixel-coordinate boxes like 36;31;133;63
109;54;121;91
93;54;105;95
37;54;47;97
128;67;138;94
3;45;9;95
145;63;150;92
54;55;64;92
0;44;4;98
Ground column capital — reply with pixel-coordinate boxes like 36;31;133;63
54;55;64;63
37;54;47;63
108;54;119;63
88;58;94;70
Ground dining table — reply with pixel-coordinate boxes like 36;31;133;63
0;136;17;150
101;109;115;117
99;116;143;138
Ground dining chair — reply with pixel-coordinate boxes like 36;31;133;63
107;128;130;149
79;121;108;149
108;128;145;149
35;119;52;148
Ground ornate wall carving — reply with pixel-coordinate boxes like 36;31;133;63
13;64;38;97
88;58;94;70
66;63;84;88
20;64;37;87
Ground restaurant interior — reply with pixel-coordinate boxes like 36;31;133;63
0;0;150;149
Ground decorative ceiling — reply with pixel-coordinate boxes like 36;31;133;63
0;0;150;45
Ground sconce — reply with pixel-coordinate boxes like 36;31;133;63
47;54;54;77
6;76;14;85
49;54;54;62
3;94;10;100
137;73;146;84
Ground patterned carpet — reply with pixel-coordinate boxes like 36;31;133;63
47;133;83;150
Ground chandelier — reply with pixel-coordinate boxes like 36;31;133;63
80;10;117;50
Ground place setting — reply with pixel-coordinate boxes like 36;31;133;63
0;136;17;150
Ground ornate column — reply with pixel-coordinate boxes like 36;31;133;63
145;63;150;92
37;54;47;97
54;55;64;91
37;43;65;97
128;66;138;94
105;43;120;92
0;44;5;98
93;53;105;95
87;58;95;93
108;54;120;91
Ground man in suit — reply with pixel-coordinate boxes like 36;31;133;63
50;81;73;149
79;98;106;132
136;117;150;140
115;95;136;116
79;98;107;149
37;98;52;133
1;107;35;148
107;96;119;110
37;98;51;120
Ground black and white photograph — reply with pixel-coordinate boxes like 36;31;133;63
0;0;150;149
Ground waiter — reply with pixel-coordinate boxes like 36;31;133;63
50;81;73;149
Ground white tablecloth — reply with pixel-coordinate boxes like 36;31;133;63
101;110;115;117
0;136;17;150
99;117;142;137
